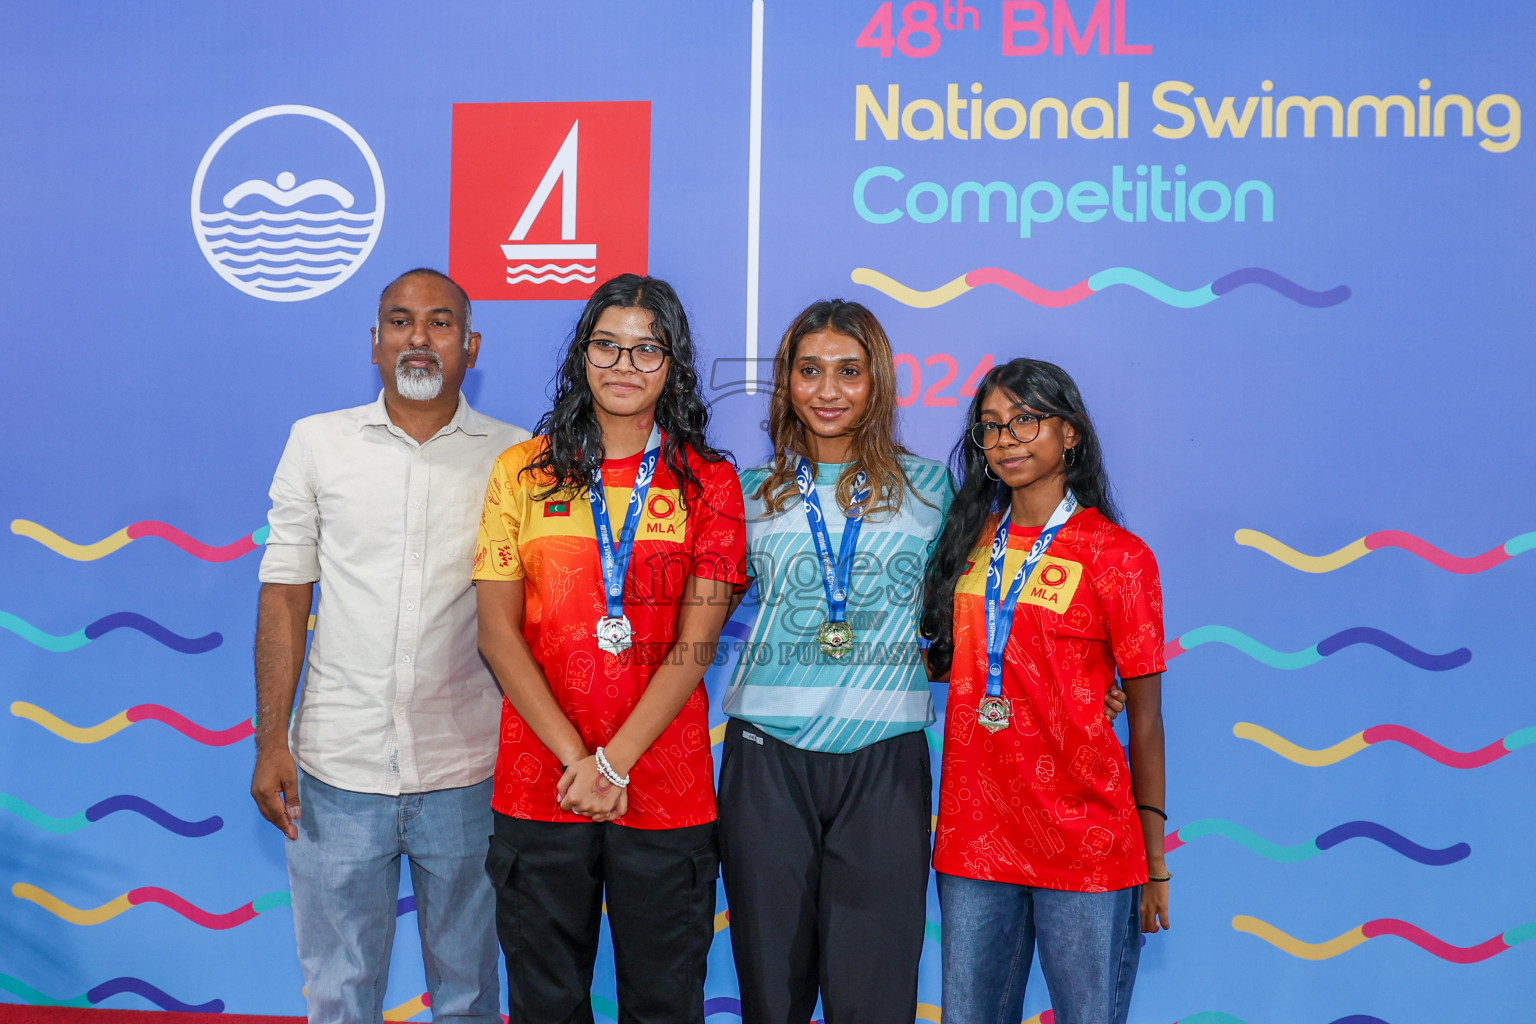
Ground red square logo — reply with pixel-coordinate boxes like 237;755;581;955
450;102;650;300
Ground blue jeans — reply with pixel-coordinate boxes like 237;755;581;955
287;770;500;1024
937;872;1141;1024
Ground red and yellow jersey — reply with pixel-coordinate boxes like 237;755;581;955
933;507;1165;891
473;436;748;829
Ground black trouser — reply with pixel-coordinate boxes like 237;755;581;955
485;814;718;1024
717;718;932;1024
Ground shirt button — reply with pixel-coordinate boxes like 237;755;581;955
412;501;421;510
401;654;412;663
411;552;421;560
406;602;415;611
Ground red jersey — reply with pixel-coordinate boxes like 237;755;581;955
933;507;1165;891
473;437;748;829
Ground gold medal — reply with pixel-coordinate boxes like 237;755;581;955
815;619;856;659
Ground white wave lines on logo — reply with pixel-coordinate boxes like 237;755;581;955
505;262;596;285
198;210;376;288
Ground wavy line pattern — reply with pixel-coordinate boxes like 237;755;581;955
1235;721;1536;767
11;701;255;745
11;882;290;929
506;272;597;284
1235;527;1536;574
0;973;222;1012
1234;915;1535;962
385;992;430;1021
1165;819;1469;865
1172;1017;1392;1024
11;518;268;561
1163;625;1468;670
852;266;1350;309
0;792;222;836
0;610;221;653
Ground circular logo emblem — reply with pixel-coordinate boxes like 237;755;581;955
647;493;675;519
1038;563;1069;587
191;105;385;302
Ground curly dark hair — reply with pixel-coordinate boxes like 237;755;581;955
522;273;727;505
920;358;1120;677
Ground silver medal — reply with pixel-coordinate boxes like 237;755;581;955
594;614;634;656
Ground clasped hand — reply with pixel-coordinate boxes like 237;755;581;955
557;755;628;822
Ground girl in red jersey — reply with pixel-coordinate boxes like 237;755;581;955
474;275;747;1024
921;358;1169;1024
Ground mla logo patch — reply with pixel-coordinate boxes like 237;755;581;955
1020;555;1083;612
191;105;384;302
450;102;650;300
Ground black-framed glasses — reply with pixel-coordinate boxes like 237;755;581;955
584;339;671;373
970;413;1054;449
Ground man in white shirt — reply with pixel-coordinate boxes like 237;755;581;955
252;268;530;1024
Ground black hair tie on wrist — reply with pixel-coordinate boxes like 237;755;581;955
1136;803;1168;821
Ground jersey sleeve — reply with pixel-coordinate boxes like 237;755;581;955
473;448;527;582
259;421;321;584
689;459;750;586
1097;534;1167;680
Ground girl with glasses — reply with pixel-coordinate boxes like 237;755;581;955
921;358;1169;1024
717;300;954;1023
474;274;748;1023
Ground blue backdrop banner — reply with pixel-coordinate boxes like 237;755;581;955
1;3;1531;1022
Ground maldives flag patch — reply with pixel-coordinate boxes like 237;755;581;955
545;501;570;517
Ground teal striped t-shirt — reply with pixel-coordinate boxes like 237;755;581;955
722;455;954;753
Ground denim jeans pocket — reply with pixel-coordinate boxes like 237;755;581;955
484;833;518;888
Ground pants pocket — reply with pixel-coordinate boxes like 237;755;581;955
484;833;518;889
690;842;720;890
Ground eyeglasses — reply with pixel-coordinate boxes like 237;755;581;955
969;413;1054;449
584;339;671;373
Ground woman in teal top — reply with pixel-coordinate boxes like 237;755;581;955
718;299;952;1024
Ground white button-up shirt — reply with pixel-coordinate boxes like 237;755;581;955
259;392;530;795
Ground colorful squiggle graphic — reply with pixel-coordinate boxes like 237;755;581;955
1235;721;1536;767
851;266;1350;310
1234;915;1536;962
10;518;268;562
11;701;254;745
1174;1016;1391;1024
1165;819;1468;865
385;992;430;1021
1235;527;1536;574
0;792;222;837
12;883;290;929
1163;626;1469;670
0;973;222;1013
0;610;221;653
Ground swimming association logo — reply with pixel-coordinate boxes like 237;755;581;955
450;102;650;300
191;105;385;302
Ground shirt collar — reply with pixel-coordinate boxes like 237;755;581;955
359;390;491;438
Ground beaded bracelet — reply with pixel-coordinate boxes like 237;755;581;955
594;747;630;789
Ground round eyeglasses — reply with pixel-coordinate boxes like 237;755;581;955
584;339;671;373
969;413;1054;449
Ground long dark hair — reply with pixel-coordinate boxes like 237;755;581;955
920;358;1119;676
755;299;915;519
522;274;726;503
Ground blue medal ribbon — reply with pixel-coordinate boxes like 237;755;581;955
589;425;664;620
984;491;1078;695
796;458;871;624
